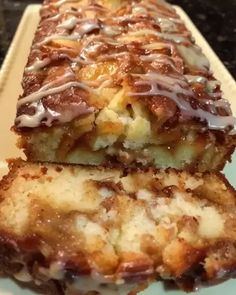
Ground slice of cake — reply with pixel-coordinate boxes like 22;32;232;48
0;159;236;294
14;0;236;171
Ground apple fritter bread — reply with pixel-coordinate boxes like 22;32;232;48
0;159;236;294
14;0;236;171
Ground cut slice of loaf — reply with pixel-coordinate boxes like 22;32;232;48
0;159;236;294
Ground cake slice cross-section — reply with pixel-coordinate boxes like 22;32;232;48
0;159;236;294
14;0;236;171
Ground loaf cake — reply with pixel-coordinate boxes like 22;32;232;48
1;159;236;294
5;0;236;293
14;0;236;171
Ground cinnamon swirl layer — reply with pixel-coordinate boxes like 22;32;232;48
1;159;236;294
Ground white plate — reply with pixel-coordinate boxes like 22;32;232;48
0;4;236;295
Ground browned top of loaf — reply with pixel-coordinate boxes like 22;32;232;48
14;0;236;134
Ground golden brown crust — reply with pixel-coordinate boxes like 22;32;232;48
13;0;236;170
13;0;235;131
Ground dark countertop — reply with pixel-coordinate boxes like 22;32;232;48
0;0;236;79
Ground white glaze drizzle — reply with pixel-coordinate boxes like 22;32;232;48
25;58;51;73
204;98;232;115
80;39;103;58
136;0;180;32
124;29;188;43
140;53;180;72
84;35;120;46
157;0;175;9
139;2;172;16
16;102;54;128
18;0;235;132
17;81;91;107
34;33;80;47
84;4;108;13
52;0;79;8
209;92;222;98
130;73;236;133
42;13;61;23
133;72;188;88
177;45;210;70
207;80;221;92
42;9;82;25
78;20;100;35
102;25;122;36
94;77;113;93
158;33;188;43
114;7;181;26
184;75;207;84
143;42;176;55
35;19;100;48
99;52;128;61
166;16;183;24
16;99;93;128
157;17;178;32
111;14;135;22
58;15;122;37
71;55;94;65
185;76;222;99
132;6;148;15
57;16;79;29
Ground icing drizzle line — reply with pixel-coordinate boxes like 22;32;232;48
130;72;236;134
16;0;236;133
